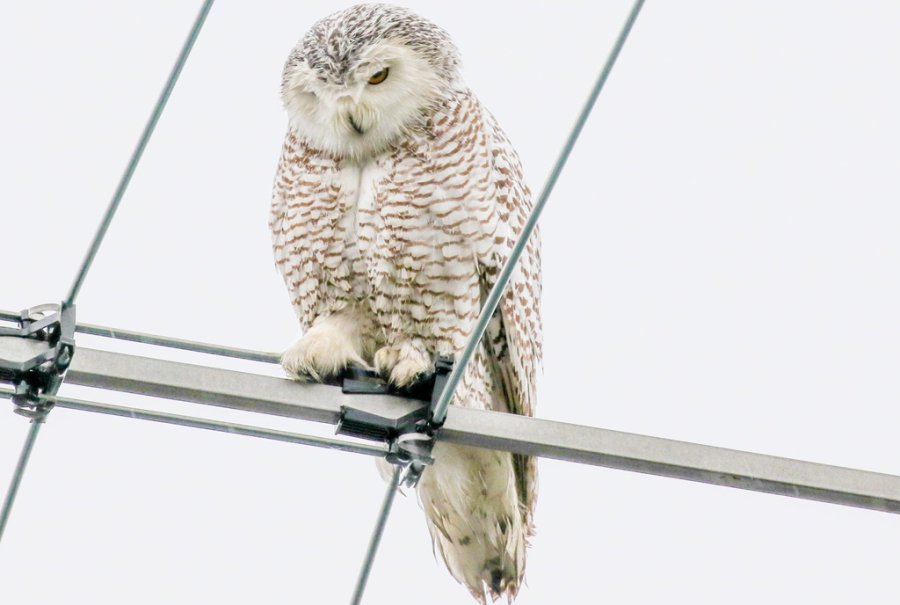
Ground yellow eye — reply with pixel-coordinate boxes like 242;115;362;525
368;67;389;85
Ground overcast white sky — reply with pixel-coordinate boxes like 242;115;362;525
2;1;900;603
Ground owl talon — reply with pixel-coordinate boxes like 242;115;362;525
374;340;433;389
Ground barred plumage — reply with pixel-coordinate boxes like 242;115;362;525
270;5;541;602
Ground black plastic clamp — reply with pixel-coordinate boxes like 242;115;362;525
336;356;453;486
0;303;76;421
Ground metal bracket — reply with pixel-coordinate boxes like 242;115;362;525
0;303;76;421
336;357;453;486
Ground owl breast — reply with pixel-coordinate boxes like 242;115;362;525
272;89;503;358
351;147;486;356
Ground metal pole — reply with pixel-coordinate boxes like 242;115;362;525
65;0;216;306
0;422;42;542
430;0;646;425
350;465;401;605
62;346;423;426
19;344;898;514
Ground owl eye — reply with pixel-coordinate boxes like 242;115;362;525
368;67;389;85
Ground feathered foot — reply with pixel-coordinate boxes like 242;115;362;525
281;309;369;381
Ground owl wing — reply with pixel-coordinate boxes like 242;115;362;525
270;132;344;332
478;108;542;417
478;107;542;521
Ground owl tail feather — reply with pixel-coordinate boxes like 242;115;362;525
416;442;529;603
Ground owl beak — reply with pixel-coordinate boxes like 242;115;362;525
348;114;364;135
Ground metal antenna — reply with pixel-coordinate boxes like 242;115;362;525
7;0;900;601
430;0;646;426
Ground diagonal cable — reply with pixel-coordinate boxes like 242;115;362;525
430;0;646;425
1;0;215;545
0;423;42;541
65;0;215;306
350;465;401;605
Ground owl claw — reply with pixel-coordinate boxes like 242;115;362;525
391;361;429;389
374;340;433;389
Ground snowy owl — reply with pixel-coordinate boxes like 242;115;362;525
270;4;541;602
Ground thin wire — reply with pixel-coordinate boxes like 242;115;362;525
65;0;216;306
350;465;401;605
1;309;280;364
0;389;387;458
0;422;42;542
74;321;280;364
430;0;646;425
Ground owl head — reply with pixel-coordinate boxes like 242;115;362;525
281;4;461;160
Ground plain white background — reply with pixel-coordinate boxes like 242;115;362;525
2;1;900;602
